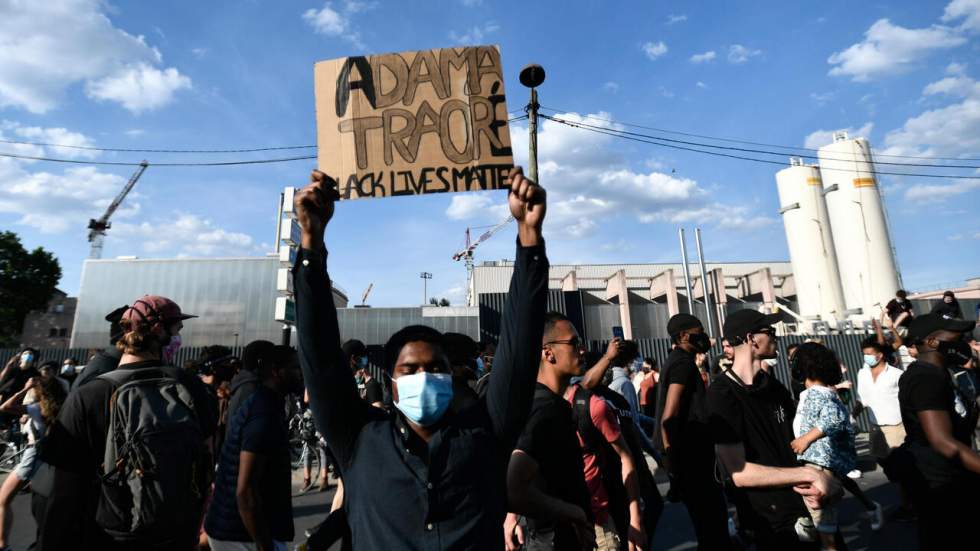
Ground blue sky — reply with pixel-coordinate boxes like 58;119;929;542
1;0;978;307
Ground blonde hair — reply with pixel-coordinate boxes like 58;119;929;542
115;318;166;356
37;376;67;425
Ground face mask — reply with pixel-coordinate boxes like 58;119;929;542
937;339;973;366
475;357;485;375
393;372;453;426
762;358;778;367
863;354;880;367
688;332;711;353
162;333;182;363
358;356;369;369
355;375;365;385
21;353;33;365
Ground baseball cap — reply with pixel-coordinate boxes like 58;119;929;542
906;313;975;343
666;314;703;337
723;310;784;342
121;295;196;326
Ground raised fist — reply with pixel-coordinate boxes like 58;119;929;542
507;166;546;246
294;170;339;249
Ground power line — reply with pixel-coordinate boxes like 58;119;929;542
539;106;980;163
539;113;980;170
0;139;316;154
540;114;980;180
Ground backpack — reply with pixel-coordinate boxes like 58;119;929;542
95;367;209;544
568;385;629;539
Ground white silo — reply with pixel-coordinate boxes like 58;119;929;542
776;159;847;325
817;131;900;320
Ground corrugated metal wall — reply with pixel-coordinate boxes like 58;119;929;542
336;307;480;345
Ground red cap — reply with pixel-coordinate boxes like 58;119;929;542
121;295;196;326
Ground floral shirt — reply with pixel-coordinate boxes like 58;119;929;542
793;386;856;476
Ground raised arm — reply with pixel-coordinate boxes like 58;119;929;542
579;338;623;390
485;167;549;449
293;170;368;468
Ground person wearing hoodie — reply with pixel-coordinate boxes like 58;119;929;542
931;290;963;320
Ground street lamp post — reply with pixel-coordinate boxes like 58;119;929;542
420;272;433;305
519;64;546;184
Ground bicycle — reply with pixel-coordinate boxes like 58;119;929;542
0;423;29;474
289;409;323;492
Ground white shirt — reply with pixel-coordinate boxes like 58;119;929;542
857;364;903;426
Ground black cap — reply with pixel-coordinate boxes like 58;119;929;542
723;310;784;343
666;314;703;337
242;340;276;372
943;290;955;298
906;313;975;343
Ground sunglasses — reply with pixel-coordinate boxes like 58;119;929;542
545;337;583;348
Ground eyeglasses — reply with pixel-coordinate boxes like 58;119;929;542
754;328;777;338
545;337;583;348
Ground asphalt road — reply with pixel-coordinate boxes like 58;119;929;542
4;453;918;550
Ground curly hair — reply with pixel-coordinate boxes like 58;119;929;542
793;342;843;386
36;375;67;425
115;318;167;356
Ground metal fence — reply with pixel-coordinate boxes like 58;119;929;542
1;333;877;432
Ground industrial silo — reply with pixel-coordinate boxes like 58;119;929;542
776;159;847;325
817;131;900;320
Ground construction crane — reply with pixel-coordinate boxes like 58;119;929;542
452;215;513;305
360;283;374;306
87;160;149;259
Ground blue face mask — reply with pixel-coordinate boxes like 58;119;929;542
358;356;369;369
393;372;454;426
863;354;879;367
475;357;485;375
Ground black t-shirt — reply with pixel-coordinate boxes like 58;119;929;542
363;378;384;405
898;361;971;487
0;364;38;401
515;384;592;541
653;348;710;459
707;371;807;530
886;298;914;326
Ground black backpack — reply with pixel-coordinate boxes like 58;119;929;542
95;367;210;545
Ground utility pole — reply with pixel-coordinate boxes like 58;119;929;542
678;228;695;314
519;64;546;183
420;272;433;305
695;228;716;338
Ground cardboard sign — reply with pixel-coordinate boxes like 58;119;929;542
314;45;514;200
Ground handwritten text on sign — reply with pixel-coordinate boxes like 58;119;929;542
314;46;514;200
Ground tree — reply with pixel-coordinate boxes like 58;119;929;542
0;232;61;347
439;298;450;307
428;297;451;307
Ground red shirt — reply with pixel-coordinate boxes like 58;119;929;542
639;372;657;407
564;386;622;523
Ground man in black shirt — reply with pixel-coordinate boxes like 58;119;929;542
71;305;129;391
654;313;729;550
39;295;218;551
506;312;595;550
292;167;548;550
884;289;914;335
206;344;302;551
894;313;980;548
707;310;840;551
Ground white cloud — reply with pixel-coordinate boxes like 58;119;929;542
303;2;369;48
942;0;980;32
448;22;500;44
882;73;980;158
86;63;191;113
1;120;99;159
696;81;707;89
728;44;762;63
446;193;495;220
112;213;258;257
603;82;620;93
190;48;208;59
809;91;835;105
689;51;716;63
642;41;668;60
666;14;687;25
827;19;965;81
453;112;773;240
0;0;189;113
947;61;968;74
124;129;145;137
904;180;980;202
803;122;874;149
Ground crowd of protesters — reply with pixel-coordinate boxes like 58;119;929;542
0;169;978;551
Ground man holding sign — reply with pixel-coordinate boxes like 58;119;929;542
292;165;547;549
